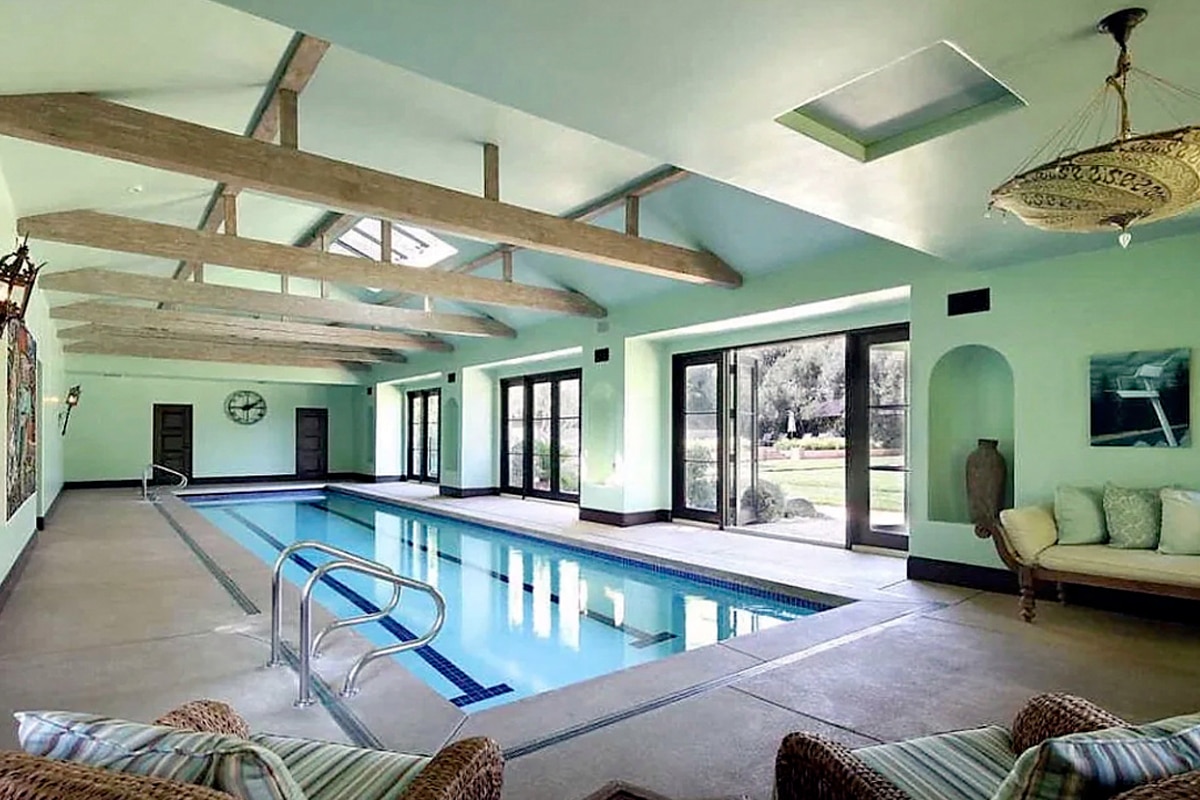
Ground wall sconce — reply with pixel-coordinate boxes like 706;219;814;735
60;385;81;435
0;236;43;327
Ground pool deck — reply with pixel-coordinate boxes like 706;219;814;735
3;484;1200;800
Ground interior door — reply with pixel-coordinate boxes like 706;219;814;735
152;404;193;481
295;408;329;479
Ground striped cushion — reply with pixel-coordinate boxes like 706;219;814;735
16;710;306;800
993;713;1200;800
252;733;430;800
855;726;1016;800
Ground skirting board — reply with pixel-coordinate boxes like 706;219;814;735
65;472;375;490
440;486;500;498
579;507;670;527
35;489;64;531
0;532;37;617
907;556;1018;594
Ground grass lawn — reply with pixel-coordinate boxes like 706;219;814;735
758;456;905;512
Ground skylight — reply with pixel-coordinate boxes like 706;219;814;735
330;218;458;269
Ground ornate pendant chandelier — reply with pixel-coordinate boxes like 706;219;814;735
989;8;1200;248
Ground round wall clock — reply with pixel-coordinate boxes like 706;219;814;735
225;390;267;425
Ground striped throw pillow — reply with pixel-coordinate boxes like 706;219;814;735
252;733;431;800
993;713;1200;800
15;710;307;800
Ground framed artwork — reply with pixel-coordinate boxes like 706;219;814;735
6;319;37;518
1090;348;1190;447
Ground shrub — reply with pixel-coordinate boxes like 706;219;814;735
685;443;717;511
740;480;785;522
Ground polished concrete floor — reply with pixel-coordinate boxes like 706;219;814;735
3;486;1200;800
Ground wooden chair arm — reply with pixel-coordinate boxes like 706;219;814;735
775;732;908;800
403;737;503;800
1010;693;1127;753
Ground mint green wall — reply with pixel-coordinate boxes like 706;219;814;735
909;232;1200;568
0;163;67;583
63;374;362;481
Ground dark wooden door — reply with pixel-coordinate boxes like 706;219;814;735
152;404;193;481
295;408;329;478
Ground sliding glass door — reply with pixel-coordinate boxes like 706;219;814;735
670;324;909;549
500;369;582;502
406;388;440;482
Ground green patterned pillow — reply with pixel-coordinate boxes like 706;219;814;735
1054;486;1107;544
1103;484;1162;549
993;713;1200;800
15;711;305;800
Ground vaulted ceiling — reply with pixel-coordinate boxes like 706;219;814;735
2;0;1198;370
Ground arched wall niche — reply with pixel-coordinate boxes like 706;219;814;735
927;344;1015;523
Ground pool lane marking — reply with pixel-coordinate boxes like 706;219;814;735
222;507;513;708
502;609;924;760
154;502;260;615
313;501;679;649
154;502;379;749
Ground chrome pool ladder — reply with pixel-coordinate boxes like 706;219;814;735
267;541;446;707
141;463;188;501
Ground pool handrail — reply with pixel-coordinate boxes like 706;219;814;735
141;463;188;501
296;559;446;706
267;540;395;668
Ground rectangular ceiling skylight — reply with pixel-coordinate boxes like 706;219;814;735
331;218;458;269
776;41;1024;162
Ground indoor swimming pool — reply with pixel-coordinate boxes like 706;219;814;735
190;489;836;712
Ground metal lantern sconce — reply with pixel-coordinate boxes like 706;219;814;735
60;385;81;436
0;235;42;327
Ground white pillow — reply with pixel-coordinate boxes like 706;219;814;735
1159;489;1200;555
999;506;1058;565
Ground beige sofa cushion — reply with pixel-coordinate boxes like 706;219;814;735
1036;545;1200;588
999;506;1058;565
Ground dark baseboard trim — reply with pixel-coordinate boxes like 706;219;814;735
579;507;671;527
440;486;501;498
66;472;377;491
65;479;142;490
907;556;1018;594
371;475;405;483
35;489;64;532
0;531;37;616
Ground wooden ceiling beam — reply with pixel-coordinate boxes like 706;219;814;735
446;166;691;276
65;336;366;370
62;325;405;363
173;34;331;280
21;211;605;317
50;301;451;352
39;269;517;338
0;93;738;288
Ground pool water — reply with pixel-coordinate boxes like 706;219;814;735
192;489;831;712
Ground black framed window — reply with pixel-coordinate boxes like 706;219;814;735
671;351;724;523
407;388;440;482
500;369;581;502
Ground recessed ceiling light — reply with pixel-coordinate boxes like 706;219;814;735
127;185;144;194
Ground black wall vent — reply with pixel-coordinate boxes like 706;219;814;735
447;372;457;383
947;288;990;317
594;347;610;363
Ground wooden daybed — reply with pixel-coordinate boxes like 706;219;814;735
975;507;1200;622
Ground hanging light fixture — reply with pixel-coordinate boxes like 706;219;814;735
0;235;42;326
989;8;1200;248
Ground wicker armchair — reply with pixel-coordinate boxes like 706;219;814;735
775;693;1198;800
2;699;503;800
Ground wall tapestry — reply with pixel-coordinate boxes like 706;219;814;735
6;319;37;518
1090;348;1190;447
